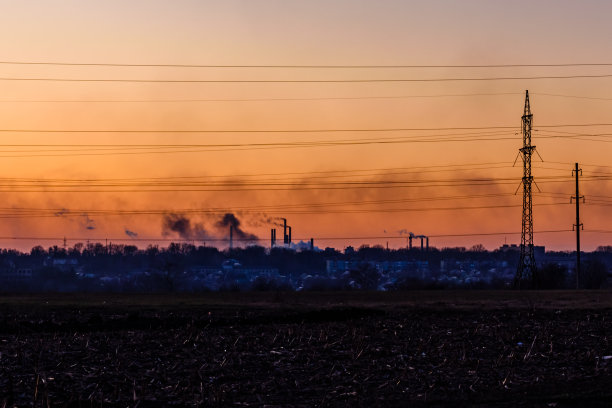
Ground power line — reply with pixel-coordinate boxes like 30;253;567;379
0;193;519;214
2;123;612;134
0;193;562;223
0;203;570;219
0;174;575;187
0;126;518;133
2;61;612;68
25;161;556;182
536;128;612;136
3;73;612;83
0;165;520;184
547;160;612;169
0;229;575;243
0;161;516;182
3;134;609;150
535;92;612;101
0;92;610;104
0;93;525;103
419;229;573;238
0;133;606;158
0;129;517;149
0;137;523;157
0;179;583;193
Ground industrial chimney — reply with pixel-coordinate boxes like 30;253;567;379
271;228;276;248
288;226;292;245
282;218;288;244
415;235;429;251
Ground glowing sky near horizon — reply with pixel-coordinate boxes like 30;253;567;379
0;0;612;251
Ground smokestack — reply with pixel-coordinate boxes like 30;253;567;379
420;236;424;250
229;225;233;250
288;226;292;245
282;218;288;244
409;235;412;250
271;228;276;248
310;238;314;251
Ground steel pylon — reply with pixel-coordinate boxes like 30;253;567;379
515;90;537;288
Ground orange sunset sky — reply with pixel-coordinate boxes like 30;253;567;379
1;0;612;251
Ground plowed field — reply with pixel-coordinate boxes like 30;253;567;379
0;291;610;407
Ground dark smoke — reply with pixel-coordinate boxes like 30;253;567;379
268;217;286;228
248;213;285;228
162;214;209;241
82;214;96;230
54;208;68;217
125;229;138;238
216;213;258;241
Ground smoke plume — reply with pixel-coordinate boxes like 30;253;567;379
162;214;209;241
81;214;96;230
247;213;286;228
54;208;68;217
215;213;258;241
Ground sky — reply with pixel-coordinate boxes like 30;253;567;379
0;0;612;251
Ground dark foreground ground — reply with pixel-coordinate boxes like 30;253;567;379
0;291;611;407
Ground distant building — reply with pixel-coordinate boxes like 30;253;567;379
499;244;520;252
0;268;33;286
499;244;545;265
44;257;79;271
326;260;428;278
189;260;281;290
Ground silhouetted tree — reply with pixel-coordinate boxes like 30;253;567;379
580;260;608;289
30;246;45;257
348;263;380;290
534;263;567;289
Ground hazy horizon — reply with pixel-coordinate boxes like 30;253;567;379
0;1;611;251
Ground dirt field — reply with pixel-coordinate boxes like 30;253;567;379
0;291;611;407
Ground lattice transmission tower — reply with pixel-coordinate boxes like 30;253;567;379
515;90;537;288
